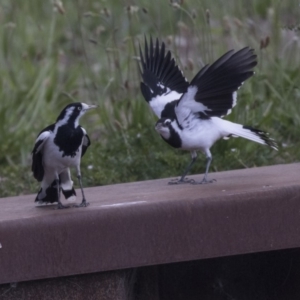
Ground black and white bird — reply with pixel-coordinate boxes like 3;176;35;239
32;102;96;208
139;37;277;184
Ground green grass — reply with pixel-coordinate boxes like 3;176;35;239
0;0;299;197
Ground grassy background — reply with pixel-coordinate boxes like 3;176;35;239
0;0;299;197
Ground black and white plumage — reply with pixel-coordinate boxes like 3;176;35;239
32;102;96;208
139;37;277;184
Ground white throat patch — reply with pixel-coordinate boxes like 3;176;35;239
54;107;75;133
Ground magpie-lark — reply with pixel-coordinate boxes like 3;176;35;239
139;37;277;184
32;102;96;208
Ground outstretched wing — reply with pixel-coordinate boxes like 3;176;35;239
80;126;91;157
139;37;189;118
31;124;54;182
176;47;257;124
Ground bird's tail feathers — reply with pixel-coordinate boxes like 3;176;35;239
35;178;76;204
224;122;278;150
62;188;76;201
35;181;59;204
60;170;76;201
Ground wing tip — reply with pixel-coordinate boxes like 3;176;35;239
139;36;189;100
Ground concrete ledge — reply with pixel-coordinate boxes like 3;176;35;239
0;270;133;300
2;248;300;300
0;163;300;285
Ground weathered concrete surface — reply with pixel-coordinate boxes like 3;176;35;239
1;248;300;300
0;270;135;300
0;163;300;285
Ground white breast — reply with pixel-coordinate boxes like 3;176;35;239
42;134;82;173
175;117;225;151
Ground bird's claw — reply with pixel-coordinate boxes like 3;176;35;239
168;177;216;185
168;178;195;185
56;202;70;209
73;200;90;208
196;178;216;185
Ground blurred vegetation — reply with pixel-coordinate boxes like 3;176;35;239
0;0;299;197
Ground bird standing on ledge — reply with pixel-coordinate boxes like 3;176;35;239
139;37;277;184
32;102;96;209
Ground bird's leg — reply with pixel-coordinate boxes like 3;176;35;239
169;150;216;185
169;151;197;185
198;151;216;184
74;169;89;208
55;177;69;209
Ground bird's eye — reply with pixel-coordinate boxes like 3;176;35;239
164;120;171;126
77;107;82;111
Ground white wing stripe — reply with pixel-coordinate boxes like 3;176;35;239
35;131;51;153
175;86;211;125
150;90;182;118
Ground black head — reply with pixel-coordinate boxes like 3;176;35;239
155;118;181;148
155;118;171;127
155;118;172;136
56;102;97;125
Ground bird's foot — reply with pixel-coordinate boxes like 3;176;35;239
195;178;216;185
168;177;216;185
56;202;70;209
35;201;50;206
168;178;196;185
73;199;90;208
